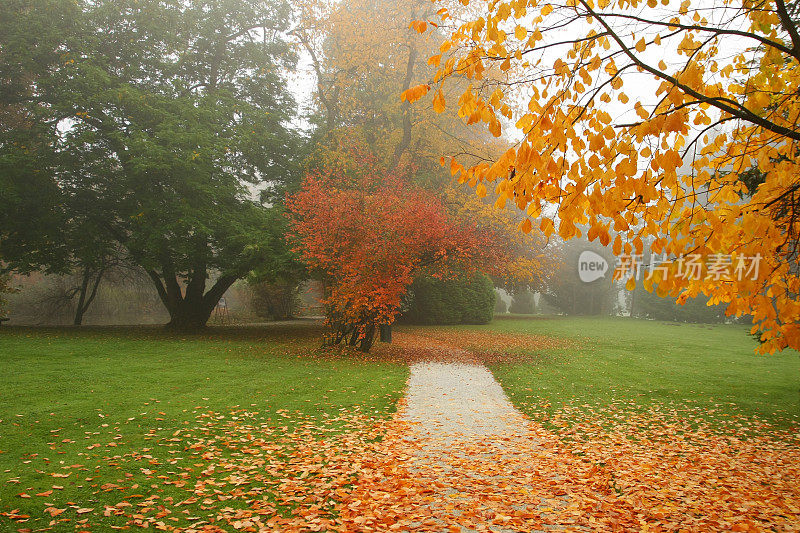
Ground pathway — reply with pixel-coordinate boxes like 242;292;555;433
395;352;579;532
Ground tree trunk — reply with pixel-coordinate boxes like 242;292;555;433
165;301;216;331
359;323;377;352
379;324;392;343
148;260;237;331
393;36;418;165
73;266;106;326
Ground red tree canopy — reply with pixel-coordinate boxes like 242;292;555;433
287;149;499;350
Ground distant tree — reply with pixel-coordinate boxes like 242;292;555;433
509;290;536;315
494;291;508;314
634;286;726;324
0;0;301;330
402;273;495;325
249;282;301;321
543;239;615;316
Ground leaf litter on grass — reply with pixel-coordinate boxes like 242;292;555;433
2;328;800;532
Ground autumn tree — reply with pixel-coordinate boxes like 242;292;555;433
295;0;557;298
0;0;302;330
287;146;499;351
406;0;800;352
294;0;518;175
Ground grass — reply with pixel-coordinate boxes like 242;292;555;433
2;315;798;528
456;316;800;427
0;323;408;529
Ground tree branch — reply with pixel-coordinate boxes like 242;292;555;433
580;0;800;142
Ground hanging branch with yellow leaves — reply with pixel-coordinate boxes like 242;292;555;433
403;0;800;353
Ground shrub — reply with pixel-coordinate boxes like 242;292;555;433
249;282;300;320
402;273;495;325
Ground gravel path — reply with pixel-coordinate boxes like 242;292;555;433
398;361;560;532
402;362;530;439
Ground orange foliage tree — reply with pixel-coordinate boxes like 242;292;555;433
405;0;800;352
286;147;500;351
293;0;555;301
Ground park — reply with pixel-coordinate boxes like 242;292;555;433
2;0;800;531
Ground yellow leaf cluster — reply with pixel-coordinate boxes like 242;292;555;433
411;0;800;353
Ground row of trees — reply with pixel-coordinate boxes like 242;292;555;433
10;0;773;345
1;0;552;346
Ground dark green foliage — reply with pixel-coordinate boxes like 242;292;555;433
494;292;508;314
402;273;495;325
509;290;536;314
633;287;727;323
0;0;304;329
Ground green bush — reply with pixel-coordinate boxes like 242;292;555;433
401;273;495;325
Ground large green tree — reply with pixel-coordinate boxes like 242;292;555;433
0;0;301;329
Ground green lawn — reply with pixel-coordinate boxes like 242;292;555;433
0;324;407;529
470;316;800;426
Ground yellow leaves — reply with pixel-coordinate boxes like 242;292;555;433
528;28;543;45
496;2;512;20
663;110;687;133
516;113;533;131
749;91;771;112
400;84;430;103
489;118;502;137
520;218;532;233
476;182;487;198
589;132;605;152
626;276;636;291
540;217;555;236
428;54;442;67
450;158;464;177
489;87;504;107
433;88;446;113
409;20;427;33
410;0;800;353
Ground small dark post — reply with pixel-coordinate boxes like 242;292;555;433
379;324;392;343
